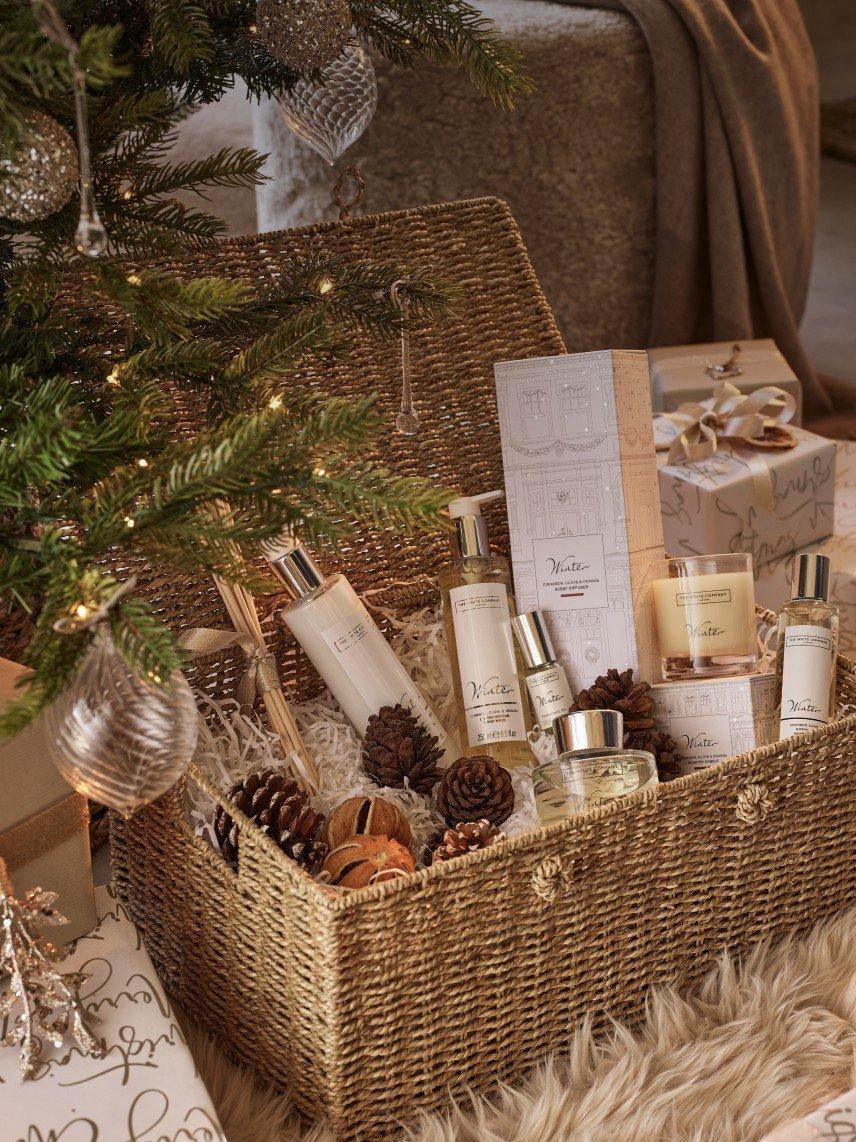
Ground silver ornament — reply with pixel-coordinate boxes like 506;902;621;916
278;40;377;165
0;111;78;224
45;630;199;816
257;0;350;72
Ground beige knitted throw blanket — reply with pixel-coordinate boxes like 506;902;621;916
570;0;826;415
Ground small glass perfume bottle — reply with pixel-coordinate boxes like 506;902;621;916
776;553;839;739
532;710;658;825
511;610;574;731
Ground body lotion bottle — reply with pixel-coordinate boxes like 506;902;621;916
438;491;532;770
776;552;839;739
265;539;455;762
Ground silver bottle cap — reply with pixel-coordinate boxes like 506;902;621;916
448;490;503;559
511;610;557;670
792;552;830;602
263;540;325;599
553;709;623;755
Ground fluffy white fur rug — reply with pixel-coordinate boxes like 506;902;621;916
182;907;856;1141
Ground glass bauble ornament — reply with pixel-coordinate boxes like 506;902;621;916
0;111;78;224
278;40;377;165
45;631;199;816
256;0;350;72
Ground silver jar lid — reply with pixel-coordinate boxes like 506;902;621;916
792;552;830;602
263;539;325;599
511;610;557;670
553;709;623;754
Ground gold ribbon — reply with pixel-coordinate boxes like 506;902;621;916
178;627;281;709
653;381;798;511
0;792;88;873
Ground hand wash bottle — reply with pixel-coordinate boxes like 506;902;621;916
438;491;532;769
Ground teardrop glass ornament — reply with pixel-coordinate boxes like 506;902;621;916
45;630;199;816
391;281;419;436
71;67;107;257
277;40;377;165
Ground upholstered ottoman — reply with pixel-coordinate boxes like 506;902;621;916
253;1;655;351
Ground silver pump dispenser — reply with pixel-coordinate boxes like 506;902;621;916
263;537;325;599
791;552;830;602
552;709;624;755
448;490;504;559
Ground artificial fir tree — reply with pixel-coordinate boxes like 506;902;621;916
0;1;528;731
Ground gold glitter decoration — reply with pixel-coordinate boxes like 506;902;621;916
0;858;101;1079
256;0;350;72
0;110;78;224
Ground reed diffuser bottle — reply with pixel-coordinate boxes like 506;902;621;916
776;553;839;739
438;491;532;769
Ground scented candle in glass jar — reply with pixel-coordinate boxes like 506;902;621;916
653;554;757;680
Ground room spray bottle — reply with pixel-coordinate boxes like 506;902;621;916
264;538;456;761
776;552;839;739
438;491;532;769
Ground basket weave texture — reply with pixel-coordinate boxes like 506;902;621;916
57;199;856;1138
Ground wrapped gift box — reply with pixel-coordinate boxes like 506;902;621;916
3;883;226;1140
652;671;778;775
756;442;856;651
0;656;95;944
658;426;836;570
649;339;803;425
494;350;665;691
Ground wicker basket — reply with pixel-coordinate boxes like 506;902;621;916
58;199;856;1138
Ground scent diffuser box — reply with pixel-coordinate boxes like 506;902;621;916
652;672;778;775
755;442;856;653
0;656;96;944
494;350;665;692
649;339;803;424
658;426;836;570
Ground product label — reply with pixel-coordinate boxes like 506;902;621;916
532;534;609;612
320;611;447;743
666;713;733;769
449;582;527;747
525;665;574;730
779;624;835;738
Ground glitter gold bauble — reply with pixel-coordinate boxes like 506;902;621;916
0;111;79;224
256;0;350;72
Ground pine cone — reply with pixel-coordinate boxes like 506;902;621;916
432;819;505;863
362;704;444;794
214;768;327;873
572;668;655;736
435;756;515;827
630;729;683;782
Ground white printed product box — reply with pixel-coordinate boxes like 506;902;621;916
648;338;803;424
658;425;836;570
762;1085;856;1141
755;442;856;653
494;350;666;693
652;672;778;775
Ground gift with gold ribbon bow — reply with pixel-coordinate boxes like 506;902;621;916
653;382;798;511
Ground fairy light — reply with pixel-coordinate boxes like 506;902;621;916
268;394;283;410
122;188;133;200
74;603;91;620
313;466;328;478
136;458;148;468
106;367;121;386
124;516;135;528
126;273;141;286
249;23;257;33
318;277;334;295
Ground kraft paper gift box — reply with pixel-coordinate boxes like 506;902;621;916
0;655;96;944
658;425;836;570
649;339;803;425
652;672;778;775
756;441;856;652
4;883;226;1141
494;349;665;692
